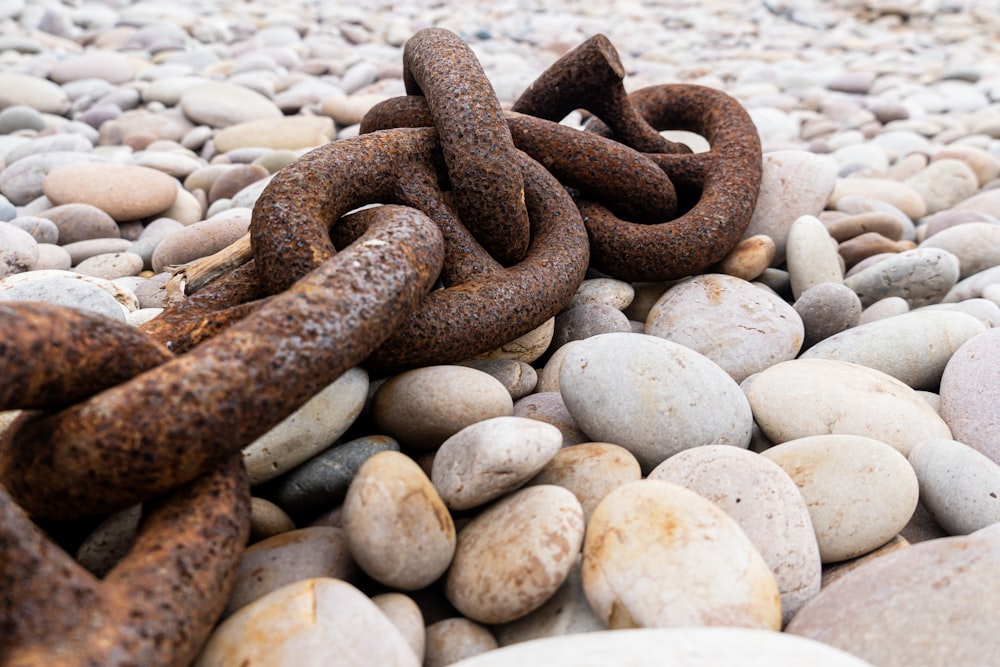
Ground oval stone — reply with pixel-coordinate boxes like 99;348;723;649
432;416;562;511
786;532;1000;667
43;163;178;222
550;303;631;349
800;310;986;389
372;593;425;663
0;222;38;277
243;367;368;485
3;275;126;321
908;438;1000;535
224;527;355;617
761;434;918;563
786;214;843;299
567;277;635;311
449;627;876;667
180;81;283;128
561;333;753;472
511;392;588;448
649;446;821;623
903;158;980;215
344;451;455;590
583;480;781;630
39;203;120;244
844;247;960;307
646;274;803;383
73;251;145;280
213;116;335;152
793;282;863;348
425;618;498;667
371;365;513;450
445;485;585;624
939;328;1000;463
151;207;251;272
742;358;951;456
195;578;419;667
918;221;1000;279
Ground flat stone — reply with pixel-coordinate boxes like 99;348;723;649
742;358;952;456
645;274;803;384
213;115;335;152
38;203;121;244
649;446;821;623
194;578;419;667
939;328;1000;464
829;178;927;220
0;72;70;114
43;163;178;222
371;365;513;450
909;438;1000;535
904;159;981;215
431;416;562;510
844;247;960;307
801;310;986;389
48;50;137;84
742;150;838;265
1;275;126;321
344;451;455;590
73;251;145;280
786;532;1000;667
61;238;133;265
180;81;283;128
918;221;1000;279
567;278;635;311
243;367;368;485
446;485;584;624
151;207;251;272
761;434;918;563
224;527;355;617
582;480;781;630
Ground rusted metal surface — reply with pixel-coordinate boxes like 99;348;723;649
1;455;250;667
577;83;762;281
1;206;444;519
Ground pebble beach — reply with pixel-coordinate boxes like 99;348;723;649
2;0;1000;665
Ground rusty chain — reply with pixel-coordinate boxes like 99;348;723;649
0;28;762;665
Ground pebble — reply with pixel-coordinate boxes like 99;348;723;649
786;532;1000;667
371;593;425;663
785;214;843;299
742;150;839;265
207;164;270;203
645;274;804;384
918;221;1000;279
566;277;635;311
742;358;952;456
344;450;455;590
242;367;368;485
0;222;39;278
195;578;419;667
0;72;69;114
39;203;120;244
939;327;1000;465
150;207;251;272
424;618;498;667
843;247;961;307
582;480;781;630
908;438;1000;536
223;527;355;617
270;435;399;517
511;391;587;447
248;497;296;543
448;628;876;666
649;446;821;624
550;303;631;349
371;365;514;450
179;81;283;128
212;116;335;152
1;274;127;321
431;416;562;511
43;163;178;221
904;159;981;215
73;251;145;280
828;178;927;220
8;216;59;244
793;282;863;348
717;234;775;281
445;485;584;624
456;359;537;401
800;310;986;389
761;434;919;563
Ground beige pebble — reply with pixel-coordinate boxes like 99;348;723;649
455;358;537;400
73;251;144;280
717;234;775;281
43;163;178;222
372;593;425;663
533;340;579;393
432;416;562;511
761;435;918;563
793;282;863;348
223;527;356;618
550;303;631;350
212;115;335;152
180;81;283;128
527;442;641;523
344;451;455;590
249;497;296;543
424;618;498;667
824;211;906;242
567;277;635;310
446;485;585;624
838;232;916;269
742;358;952;456
371;365;513;450
858;295;910;324
931;145;1000;186
844;247;960;307
470;316;554;364
622;281;674;321
904;159;980;215
583;480;781;630
151;208;251;272
939;327;1000;465
512;392;588;448
321;92;388;126
909;438;1000;535
38;202;120;244
828;178;927;220
196;578;419;667
918;221;1000;279
786;214;843;299
649;446;821;624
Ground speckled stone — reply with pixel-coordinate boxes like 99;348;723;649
550;302;631;350
425;618;498;667
918;221;1000;279
0;222;38;277
844;247;960;307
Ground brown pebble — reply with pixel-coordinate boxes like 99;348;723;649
249;497;296;543
717;234;775;281
207;163;270;203
839;232;917;269
825;211;906;242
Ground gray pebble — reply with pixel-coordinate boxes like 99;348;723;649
73;251;145;280
61;238;134;265
551;303;631;350
4;276;126;321
794;282;863;348
0;222;39;277
456;358;538;400
39;203;120;244
7;215;59;244
0;104;46;133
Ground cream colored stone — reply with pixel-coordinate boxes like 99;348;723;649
528;442;641;523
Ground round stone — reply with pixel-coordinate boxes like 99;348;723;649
742;358;952;456
939;327;1000;464
717;234;776;281
8;216;59;244
180;81;283;128
582;480;781;630
645;274;804;384
567;278;635;311
446;485;585;624
560;332;753;473
425;618;498;667
194;578;419;667
908;438;1000;535
844;247;960;307
40;203;121;244
43;163;178;222
248;497;296;543
344;450;455;590
793;282;863;348
649;446;821;623
550;303;631;350
0;72;69;114
371;365;514;450
904;158;980;215
0;222;39;278
761;434;919;563
432;416;563;510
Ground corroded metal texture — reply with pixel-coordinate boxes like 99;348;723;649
402;27;530;266
1;456;250;667
1;206;444;518
512;34;690;155
579;84;763;281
